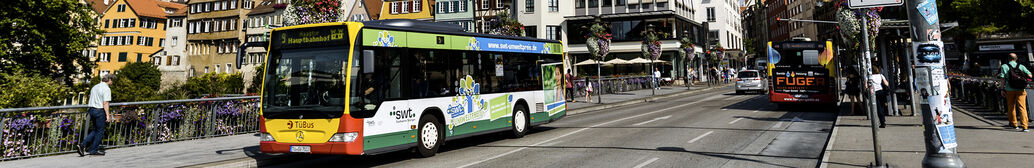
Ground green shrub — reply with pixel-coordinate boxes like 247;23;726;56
0;72;71;108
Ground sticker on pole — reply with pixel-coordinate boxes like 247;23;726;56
849;0;903;9
917;0;940;25
928;95;958;151
913;41;945;67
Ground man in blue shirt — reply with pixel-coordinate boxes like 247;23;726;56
1000;53;1032;132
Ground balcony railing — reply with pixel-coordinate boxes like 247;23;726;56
0;96;260;161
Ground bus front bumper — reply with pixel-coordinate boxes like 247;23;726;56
260;141;362;155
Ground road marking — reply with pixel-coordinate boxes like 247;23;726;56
722;108;728;111
633;115;672;126
728;118;744;124
633;157;660;168
752;110;759;113
687;131;714;144
457;95;720;168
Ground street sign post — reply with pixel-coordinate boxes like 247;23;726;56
849;0;903;9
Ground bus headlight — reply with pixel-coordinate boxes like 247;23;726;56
260;133;276;142
328;132;358;142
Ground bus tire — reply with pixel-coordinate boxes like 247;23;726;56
510;106;530;138
416;114;443;158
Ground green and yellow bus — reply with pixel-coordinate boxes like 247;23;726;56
257;20;568;157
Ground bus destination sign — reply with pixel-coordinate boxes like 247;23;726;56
272;26;348;49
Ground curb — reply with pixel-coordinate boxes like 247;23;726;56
566;84;733;116
817;111;842;168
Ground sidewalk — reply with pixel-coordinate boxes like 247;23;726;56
0;84;728;168
821;102;1034;168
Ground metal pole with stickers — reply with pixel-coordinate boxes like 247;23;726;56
906;0;966;167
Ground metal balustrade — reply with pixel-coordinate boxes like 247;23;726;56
949;76;1007;114
569;76;671;98
0;96;260;161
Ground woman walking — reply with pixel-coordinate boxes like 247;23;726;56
845;69;862;115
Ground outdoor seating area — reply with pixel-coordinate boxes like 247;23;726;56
571;58;680;98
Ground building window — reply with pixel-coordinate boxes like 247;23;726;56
707;7;716;22
118;52;127;62
482;0;489;9
137;53;143;62
98;53;111;62
437;2;444;13
460;0;467;12
547;25;561;40
215;64;220;73
526;0;534;12
391;2;399;14
205;67;209;73
525;26;537;38
173;56;180;66
549;0;558;12
226;64;232;73
496;0;503;8
413;0;422;12
117;4;126;12
402;1;409;13
449;1;456;13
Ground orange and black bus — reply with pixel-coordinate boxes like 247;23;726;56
766;40;838;106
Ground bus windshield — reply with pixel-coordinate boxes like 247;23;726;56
262;48;349;119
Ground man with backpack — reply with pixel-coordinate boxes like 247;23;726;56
1000;53;1032;132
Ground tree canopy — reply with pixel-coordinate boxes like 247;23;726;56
0;0;103;84
939;0;1034;34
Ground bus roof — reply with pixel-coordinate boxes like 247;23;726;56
362;19;561;43
272;20;561;44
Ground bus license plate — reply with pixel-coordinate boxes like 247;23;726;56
290;146;311;153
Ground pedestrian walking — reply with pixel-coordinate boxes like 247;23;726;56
845;69;862;115
584;81;594;103
78;74;115;156
1000;53;1031;132
565;70;575;102
653;68;661;89
870;67;890;128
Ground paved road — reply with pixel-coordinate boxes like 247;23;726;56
262;87;837;168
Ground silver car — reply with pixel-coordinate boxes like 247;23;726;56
735;70;767;94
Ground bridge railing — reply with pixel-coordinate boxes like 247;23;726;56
0;96;260;161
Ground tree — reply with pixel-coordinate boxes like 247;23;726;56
247;63;266;94
109;62;162;102
183;73;245;97
0;72;71;108
939;0;1034;34
0;0;103;85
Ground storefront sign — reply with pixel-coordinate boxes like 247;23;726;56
978;44;1015;51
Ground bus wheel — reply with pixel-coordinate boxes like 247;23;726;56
416;114;442;157
510;106;530;138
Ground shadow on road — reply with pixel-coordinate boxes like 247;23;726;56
256;127;558;167
459;145;812;168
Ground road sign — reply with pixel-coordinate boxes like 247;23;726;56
849;0;903;9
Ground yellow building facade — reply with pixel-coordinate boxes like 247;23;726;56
380;0;435;20
94;0;184;76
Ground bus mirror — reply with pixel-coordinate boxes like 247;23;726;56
363;50;375;73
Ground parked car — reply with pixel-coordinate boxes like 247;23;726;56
735;70;766;94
